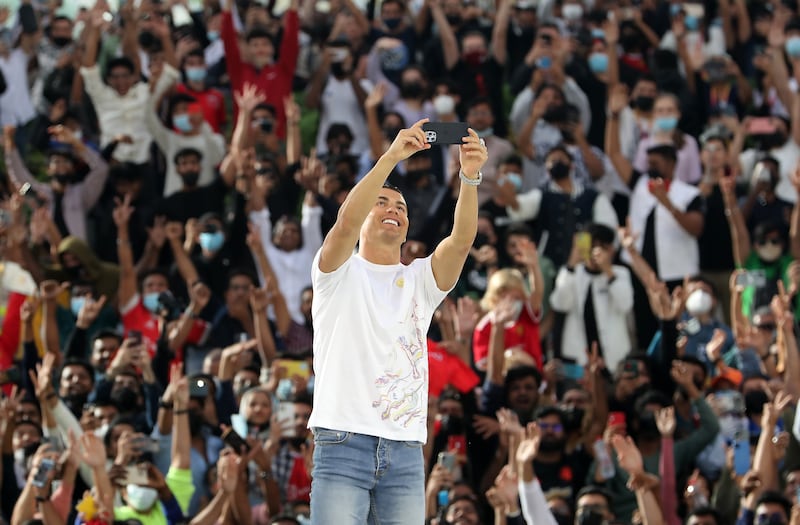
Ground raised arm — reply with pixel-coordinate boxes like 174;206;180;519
720;175;750;267
364;84;387;161
277;4;300;76
119;3;141;77
250;287;278;366
491;0;511;66
431;0;459;71
166;222;200;286
431;129;488;290
656;407;681;525
318;119;431;273
605;86;634;185
170;365;192;470
220;6;244;90
114;194;138;309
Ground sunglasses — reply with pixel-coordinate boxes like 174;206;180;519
538;422;564;432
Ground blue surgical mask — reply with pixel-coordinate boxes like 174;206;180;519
475;127;493;139
591;28;605;40
654;116;678;132
199;231;225;252
786;36;800;58
207;30;220;42
143;292;160;313
276;378;293;400
185;67;207;83
70;297;85;317
588;52;609;73
670;4;682;16
684;14;699;31
503;172;523;192
173;113;193;133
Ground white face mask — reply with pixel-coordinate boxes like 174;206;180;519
562;3;584;21
126;484;159;512
93;423;109;439
432;94;456;116
757;243;783;263
508;300;524;323
685;289;713;317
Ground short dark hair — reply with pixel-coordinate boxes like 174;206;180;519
444;494;479;515
93;329;123;345
60;359;95;384
535;406;565;424
382;181;405;199
174;147;203;165
226;268;257;289
106;57;135;77
290;391;313;407
586;223;615;246
245;26;274;45
466;96;492;112
688;507;723;525
253;103;277;117
326;123;354;142
755;490;792;520
103;415;142;448
505;223;535;242
576;485;613;508
505;365;542;389
753;220;786;246
646;143;678;163
500;153;524;169
138;268;170;288
545;144;574;163
633;389;672;413
110;162;142;182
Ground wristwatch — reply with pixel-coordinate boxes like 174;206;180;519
459;170;482;186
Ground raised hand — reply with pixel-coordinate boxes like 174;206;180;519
705;328;728;364
40;280;69;302
78;432;108;469
655;406;676;437
188;281;211;313
48;125;79;146
608;84;629;114
365;83;386;110
76;295;107;329
112;194;135;228
165;222;184;243
611;434;644;476
234;84;265;115
284;96;301;123
385;118;430;163
492;465;520;513
512;237;539;268
250;286;272;313
459;128;489;178
492;295;521;326
217;452;240;493
516;423;541;464
670;360;698;396
496;408;523;437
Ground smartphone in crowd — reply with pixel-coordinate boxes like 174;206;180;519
32;458;56;488
422;122;470;145
276;402;297;438
221;428;251;455
437;451;456;473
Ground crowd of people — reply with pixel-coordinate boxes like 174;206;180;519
0;0;799;523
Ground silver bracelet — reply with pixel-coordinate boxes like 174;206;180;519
459;170;482;186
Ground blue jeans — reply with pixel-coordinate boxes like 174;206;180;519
310;428;425;524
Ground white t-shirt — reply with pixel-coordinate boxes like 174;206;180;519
308;251;449;443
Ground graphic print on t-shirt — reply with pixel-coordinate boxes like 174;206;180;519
372;300;427;428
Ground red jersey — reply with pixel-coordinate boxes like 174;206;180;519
427;338;479;397
472;306;542;371
121;294;160;356
221;9;299;138
175;84;227;133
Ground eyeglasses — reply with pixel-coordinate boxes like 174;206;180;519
756;513;787;525
537;422;563;432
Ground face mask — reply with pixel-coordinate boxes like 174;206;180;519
330;62;347;77
54;174;75;185
475;127;493;139
256;119;274;134
143;292;160;313
445;14;462;26
400;81;424;99
548;161;571;180
654;116;678;132
539;435;566;452
70;297;85;317
684;14;699;31
464;50;487;67
173;113;193;133
276;378;294;400
786;36;800;58
591;28;605;40
185;67;207;82
93;423;109;439
503;172;523;192
126;484;159;512
634;95;655;111
182;171;200;188
433;94;455;115
111;387;139;412
757;243;783;263
685;289;713;316
637;412;661;440
588;52;609;74
207;30;220;42
297;515;311;525
199;231;225;252
383;17;402;30
509;299;524;322
561;406;585;432
744;389;769;416
562;3;583;20
439;414;465;435
576;507;606;525
52;36;71;47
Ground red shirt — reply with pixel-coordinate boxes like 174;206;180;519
221;9;299;138
175;84;227;133
121;295;160;356
427;339;479;397
472;306;542;371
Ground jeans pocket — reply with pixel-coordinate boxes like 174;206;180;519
313;428;351;445
403;440;423;448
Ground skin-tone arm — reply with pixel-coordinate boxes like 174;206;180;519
517;94;547;160
114;194;138;309
491;0;511;66
767;20;794;113
246;224;291;337
793;89;800;156
318;118;432;273
38;281;65;361
790;170;800;259
304;48;331;110
81;7;103;68
773;286;800;400
514;239;544;312
753;392;791;491
119;4;141;77
735;0;751;43
135;217;167;276
431;129;488;290
171;367;192;470
612;435;665;525
719;0;735;51
649;177;704;238
165;222;200;286
672;21;696;95
604;18;621;89
167;282;211;352
365;84;386;160
78;433;114;514
516;423;540;484
487;298;518;385
220;85;264;184
573;122;605;181
720;176;750;267
435;0;460;71
284;97;302;166
250;287;278;366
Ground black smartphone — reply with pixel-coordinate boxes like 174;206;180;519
189;377;209;398
422;122;470;145
32;458;55;488
0;366;22;385
221;428;251;454
128;330;142;345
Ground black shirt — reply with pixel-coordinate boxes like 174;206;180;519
448;57;507;138
155;178;228;223
699;185;735;272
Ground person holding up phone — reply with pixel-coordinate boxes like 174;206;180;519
308;119;487;524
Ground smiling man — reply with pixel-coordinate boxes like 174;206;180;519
308;118;488;524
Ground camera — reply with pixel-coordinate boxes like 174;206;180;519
157;291;182;321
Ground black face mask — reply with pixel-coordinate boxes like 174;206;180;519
647;168;663;180
637;412;661;440
620;31;643;52
744;389;769;417
110;387;139;413
561;128;574;143
553;513;572;525
258;119;274;134
542;104;567;123
538;436;566;453
549;161;571;180
760;132;787;150
182;171;200;188
562;407;585;432
445;14;462;26
62;392;88;416
439;414;464;435
54;173;76;185
634;95;655;111
577;508;607;525
330;62;348;78
51;36;71;47
138;30;156;50
400;81;424;99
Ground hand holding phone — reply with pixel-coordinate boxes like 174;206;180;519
221;428;251;455
422;122;470;145
32;458;56;488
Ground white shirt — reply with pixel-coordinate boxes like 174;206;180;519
80;64;178;164
249;205;323;324
309;252;449;442
314;75;373;157
740;141;800;204
0;48;36;126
